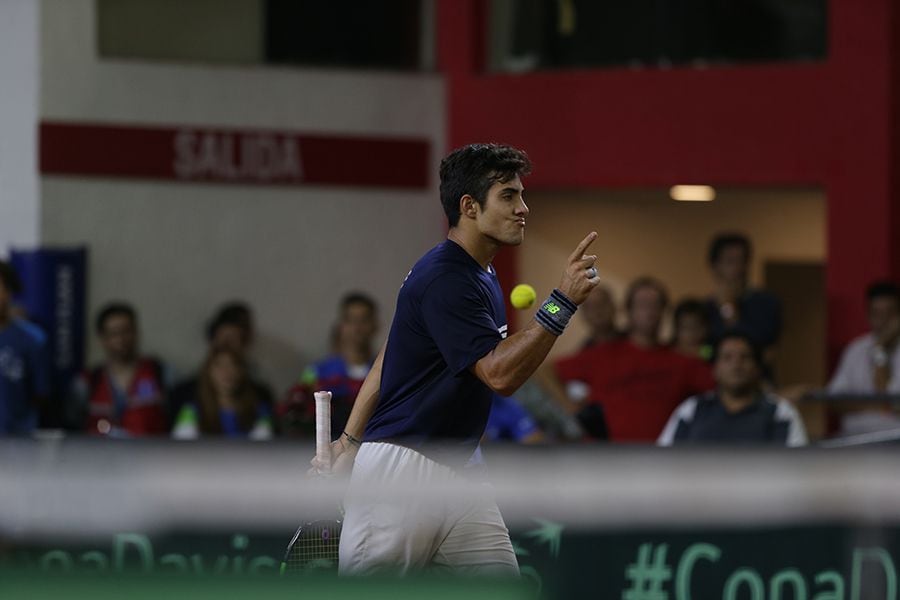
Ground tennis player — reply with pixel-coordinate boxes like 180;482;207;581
315;143;600;575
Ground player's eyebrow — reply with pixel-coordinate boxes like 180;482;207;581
500;186;524;195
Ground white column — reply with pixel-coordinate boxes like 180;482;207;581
0;0;40;257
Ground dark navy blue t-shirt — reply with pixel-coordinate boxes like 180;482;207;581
365;240;507;462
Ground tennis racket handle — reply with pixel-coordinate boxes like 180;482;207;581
314;391;333;471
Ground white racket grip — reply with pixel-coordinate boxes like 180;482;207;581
314;391;333;472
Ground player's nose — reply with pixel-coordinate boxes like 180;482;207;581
516;198;529;216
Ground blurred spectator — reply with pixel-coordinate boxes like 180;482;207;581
483;393;545;444
512;378;584;441
207;301;254;355
828;280;900;434
170;301;274;425
0;261;50;435
542;276;714;442
280;292;378;438
172;347;273;440
659;331;807;446
672;298;712;361
579;284;621;348
704;233;782;356
69;302;170;436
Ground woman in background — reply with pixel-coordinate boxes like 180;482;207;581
172;347;272;440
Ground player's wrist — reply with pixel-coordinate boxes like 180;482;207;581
534;289;577;336
342;430;362;448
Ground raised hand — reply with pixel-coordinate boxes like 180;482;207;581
557;231;601;305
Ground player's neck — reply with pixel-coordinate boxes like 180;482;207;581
447;228;497;270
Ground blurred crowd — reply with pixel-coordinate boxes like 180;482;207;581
2;231;899;446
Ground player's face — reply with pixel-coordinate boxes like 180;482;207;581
714;338;760;395
475;175;528;246
100;314;138;361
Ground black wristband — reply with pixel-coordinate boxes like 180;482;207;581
342;431;362;448
534;289;577;336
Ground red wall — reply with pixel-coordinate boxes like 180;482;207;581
438;0;900;366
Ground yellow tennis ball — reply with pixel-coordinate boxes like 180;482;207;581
510;284;537;309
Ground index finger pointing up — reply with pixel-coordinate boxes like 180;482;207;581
569;231;598;263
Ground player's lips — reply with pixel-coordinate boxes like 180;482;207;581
515;219;526;227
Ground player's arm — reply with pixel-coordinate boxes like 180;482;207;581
472;232;600;396
342;343;385;442
310;342;385;475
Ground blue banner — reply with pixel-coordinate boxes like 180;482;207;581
9;247;87;424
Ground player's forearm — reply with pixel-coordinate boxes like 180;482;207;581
474;319;558;396
342;343;386;439
473;231;601;396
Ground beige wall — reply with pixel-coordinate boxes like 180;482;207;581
39;0;445;394
519;188;826;358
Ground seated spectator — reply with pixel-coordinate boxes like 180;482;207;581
280;292;378;438
69;302;170;436
0;261;50;435
659;331;807;446
828;280;900;434
704;233;781;364
172;347;273;440
170;301;274;425
579;284;621;348
542;276;715;442
208;302;254;355
672;298;713;361
483;393;545;444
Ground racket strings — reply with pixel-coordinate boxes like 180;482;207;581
284;520;341;573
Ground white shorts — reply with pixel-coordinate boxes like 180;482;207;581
338;441;519;576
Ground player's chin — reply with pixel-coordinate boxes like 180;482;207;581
503;231;525;246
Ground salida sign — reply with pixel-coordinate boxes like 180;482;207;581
40;121;429;189
173;129;303;183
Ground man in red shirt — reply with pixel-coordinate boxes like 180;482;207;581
546;277;714;442
69;303;170;436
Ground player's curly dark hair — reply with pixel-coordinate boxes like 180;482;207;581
439;143;532;227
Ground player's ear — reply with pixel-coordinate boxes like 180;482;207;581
459;194;478;220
